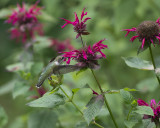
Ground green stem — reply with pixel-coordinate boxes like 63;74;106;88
126;107;133;120
148;45;160;85
59;86;104;128
93;121;104;128
80;35;85;47
91;69;119;128
59;86;83;115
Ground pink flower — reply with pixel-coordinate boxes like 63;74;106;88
61;8;91;39
61;39;108;69
6;1;43;43
138;99;160;123
122;20;160;49
50;39;74;52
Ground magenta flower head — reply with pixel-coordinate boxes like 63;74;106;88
138;99;160;124
6;1;43;43
61;8;91;39
123;19;160;50
62;39;108;69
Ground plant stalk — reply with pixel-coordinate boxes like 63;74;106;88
59;86;104;128
91;69;119;128
148;45;160;85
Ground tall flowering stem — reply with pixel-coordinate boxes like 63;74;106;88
148;45;160;85
59;86;104;128
91;69;119;128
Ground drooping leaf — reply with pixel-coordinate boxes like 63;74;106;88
124;120;138;128
120;89;134;104
27;92;65;108
12;81;30;99
28;109;58;128
122;57;153;70
83;95;104;125
134;106;154;116
0;105;8;128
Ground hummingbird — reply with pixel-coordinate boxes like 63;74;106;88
36;56;82;88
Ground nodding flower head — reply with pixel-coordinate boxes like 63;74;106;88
61;8;91;39
6;1;43;43
123;19;160;49
138;99;160;123
62;39;108;69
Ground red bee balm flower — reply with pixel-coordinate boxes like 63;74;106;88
138;99;160;123
62;39;108;69
6;1;43;43
123;19;160;49
61;8;91;39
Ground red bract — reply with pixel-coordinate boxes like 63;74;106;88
61;8;91;39
6;1;43;43
123;19;160;49
50;39;74;52
62;39;108;69
138;99;160;123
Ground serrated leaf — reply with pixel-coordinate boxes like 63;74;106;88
124;120;138;128
122;57;153;70
0;105;8;128
134;106;154;116
142;119;156;128
83;95;104;125
12;81;30;99
27;92;65;108
28;110;58;128
120;89;133;104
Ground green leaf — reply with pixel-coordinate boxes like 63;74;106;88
6;63;24;72
120;89;134;104
31;62;44;77
12;81;30;99
28;110;58;128
83;95;104;125
72;88;80;95
142;119;156;128
124;120;138;128
0;105;8;128
75;122;88;128
134;106;154;116
122;57;153;70
136;78;158;92
27;92;65;108
104;90;120;94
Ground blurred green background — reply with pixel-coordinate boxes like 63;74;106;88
1;0;160;128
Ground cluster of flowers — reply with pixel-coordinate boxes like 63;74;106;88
6;1;43;42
